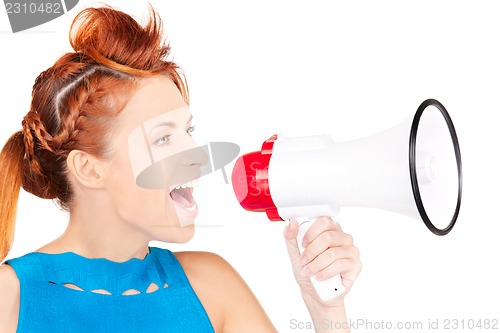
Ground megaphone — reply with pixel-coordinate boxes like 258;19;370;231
231;98;462;301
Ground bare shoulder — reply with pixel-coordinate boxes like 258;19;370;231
0;264;20;333
0;264;19;298
174;252;276;333
174;251;236;280
173;251;253;297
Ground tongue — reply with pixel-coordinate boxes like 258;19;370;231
170;188;194;209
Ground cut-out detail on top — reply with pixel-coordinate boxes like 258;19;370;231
146;282;159;293
34;247;184;297
122;289;141;296
63;283;84;292
51;281;169;296
91;289;112;295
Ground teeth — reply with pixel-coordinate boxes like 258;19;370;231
186;203;197;212
172;179;199;191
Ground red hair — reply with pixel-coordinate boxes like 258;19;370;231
0;5;189;261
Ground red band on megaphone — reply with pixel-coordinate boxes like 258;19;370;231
231;135;283;221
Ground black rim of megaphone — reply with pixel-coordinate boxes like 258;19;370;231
409;99;462;236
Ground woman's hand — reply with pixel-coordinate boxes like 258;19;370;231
284;217;361;329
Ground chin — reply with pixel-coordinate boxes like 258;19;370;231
175;225;196;243
150;217;196;244
148;196;199;243
156;224;195;244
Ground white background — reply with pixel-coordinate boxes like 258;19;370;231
1;1;499;332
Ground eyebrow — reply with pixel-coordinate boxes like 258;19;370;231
147;114;193;133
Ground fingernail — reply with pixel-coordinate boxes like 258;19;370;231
300;254;308;265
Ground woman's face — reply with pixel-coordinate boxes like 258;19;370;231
103;75;205;243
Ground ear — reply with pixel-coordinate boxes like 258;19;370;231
67;150;107;189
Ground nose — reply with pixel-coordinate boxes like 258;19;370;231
180;137;210;167
164;137;211;187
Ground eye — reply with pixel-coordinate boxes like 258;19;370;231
153;134;171;147
186;126;195;136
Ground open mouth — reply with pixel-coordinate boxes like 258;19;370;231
169;179;198;212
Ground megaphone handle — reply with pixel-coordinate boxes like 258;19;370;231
296;219;346;301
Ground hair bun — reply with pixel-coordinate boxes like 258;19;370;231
69;5;171;75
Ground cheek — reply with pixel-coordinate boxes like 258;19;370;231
107;159;179;226
121;187;180;226
129;189;196;244
143;190;178;223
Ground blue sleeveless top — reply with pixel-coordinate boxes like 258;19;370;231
5;247;215;333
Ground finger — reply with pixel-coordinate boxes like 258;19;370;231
301;245;359;278
300;230;354;265
284;218;300;241
301;217;342;247
283;219;310;283
283;219;301;263
314;257;361;282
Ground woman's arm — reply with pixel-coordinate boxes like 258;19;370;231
175;251;278;333
0;264;20;333
284;218;362;333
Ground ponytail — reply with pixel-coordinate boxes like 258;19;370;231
0;131;25;262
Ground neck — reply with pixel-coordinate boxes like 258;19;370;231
43;199;150;263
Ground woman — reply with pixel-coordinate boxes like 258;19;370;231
0;5;361;332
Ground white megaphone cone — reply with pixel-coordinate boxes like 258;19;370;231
231;99;462;301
